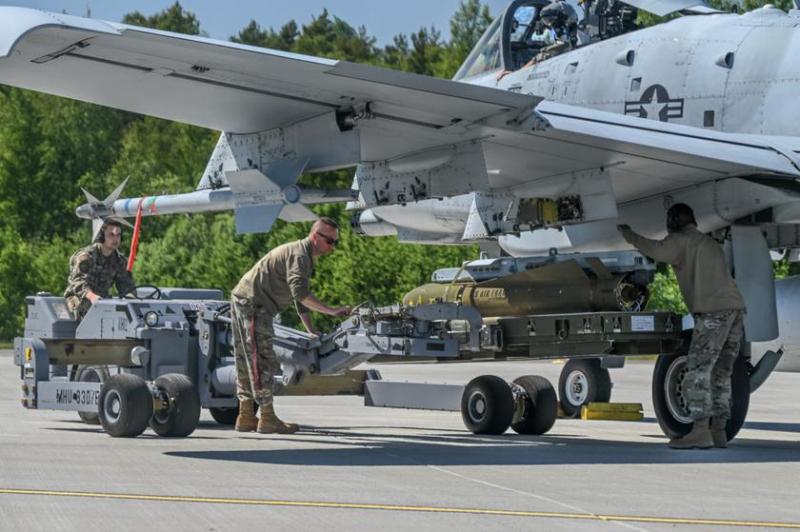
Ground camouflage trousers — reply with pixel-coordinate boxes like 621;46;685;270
65;296;92;322
685;309;744;421
230;296;281;407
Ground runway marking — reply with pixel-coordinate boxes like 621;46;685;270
1;488;799;528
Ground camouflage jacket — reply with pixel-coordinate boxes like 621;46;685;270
232;237;315;316
63;243;135;305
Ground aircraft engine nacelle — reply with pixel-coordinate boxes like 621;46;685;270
752;275;800;373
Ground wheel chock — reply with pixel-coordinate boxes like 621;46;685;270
579;402;643;421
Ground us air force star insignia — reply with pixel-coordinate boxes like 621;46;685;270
624;84;684;122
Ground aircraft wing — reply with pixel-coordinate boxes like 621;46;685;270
0;7;533;135
2;7;800;236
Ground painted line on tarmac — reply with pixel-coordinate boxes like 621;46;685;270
1;488;799;529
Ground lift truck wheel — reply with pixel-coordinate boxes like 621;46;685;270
461;375;514;435
74;365;108;425
653;351;750;442
209;406;239;426
510;375;558;435
558;358;612;417
98;374;153;437
150;374;201;437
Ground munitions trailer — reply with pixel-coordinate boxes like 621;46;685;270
14;283;753;441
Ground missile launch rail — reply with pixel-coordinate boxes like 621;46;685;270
14;289;686;439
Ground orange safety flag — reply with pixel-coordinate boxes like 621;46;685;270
127;202;144;272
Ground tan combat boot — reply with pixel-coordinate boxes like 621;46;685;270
257;403;299;434
235;399;258;432
710;416;728;448
668;417;713;449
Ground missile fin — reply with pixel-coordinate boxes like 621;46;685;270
280;203;318;222
585;257;614;280
105;176;129;203
81;187;100;205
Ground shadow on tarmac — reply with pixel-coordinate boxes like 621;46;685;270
44;426;225;440
165;428;799;467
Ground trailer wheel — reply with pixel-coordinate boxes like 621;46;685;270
510;375;557;435
558;358;612;417
150;374;201;437
461;375;514;435
209;406;239;426
98;374;153;438
653;352;750;441
75;365;108;425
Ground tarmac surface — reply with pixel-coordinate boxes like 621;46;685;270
1;349;799;531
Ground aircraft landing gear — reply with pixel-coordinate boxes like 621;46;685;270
558;358;612;417
652;346;750;442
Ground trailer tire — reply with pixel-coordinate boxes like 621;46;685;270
150;374;201;437
653;352;750;441
461;375;514;435
558;358;612;417
98;374;153;438
209;406;239;426
75;365;108;425
511;375;557;435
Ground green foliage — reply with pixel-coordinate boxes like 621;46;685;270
122;2;201;35
645;266;688;314
231;20;299;50
0;90;131;239
741;0;794;11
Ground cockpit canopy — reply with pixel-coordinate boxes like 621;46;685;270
453;0;644;82
453;0;561;81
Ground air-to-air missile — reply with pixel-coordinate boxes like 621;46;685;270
402;253;653;317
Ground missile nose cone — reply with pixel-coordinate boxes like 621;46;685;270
75;204;93;219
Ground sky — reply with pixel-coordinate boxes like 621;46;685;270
9;0;513;45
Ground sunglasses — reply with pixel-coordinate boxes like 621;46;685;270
316;232;339;247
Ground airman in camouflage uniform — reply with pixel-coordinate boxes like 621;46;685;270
619;203;745;449
231;217;350;434
64;220;135;321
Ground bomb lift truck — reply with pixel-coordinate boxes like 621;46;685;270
12;251;752;441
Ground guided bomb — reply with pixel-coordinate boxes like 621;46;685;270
403;259;650;317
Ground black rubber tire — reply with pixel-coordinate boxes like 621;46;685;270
653;352;750;441
209;406;239;426
511;375;558;435
98;374;153;438
150;374;201;437
74;365;106;425
558;358;612;417
461;375;514;435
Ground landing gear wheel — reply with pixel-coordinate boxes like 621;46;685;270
74;365;109;425
150;374;201;437
653;352;750;441
510;375;558;435
461;375;514;435
209;406;239;426
558;358;612;417
98;374;153;437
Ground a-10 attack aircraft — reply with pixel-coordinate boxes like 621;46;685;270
1;1;800;423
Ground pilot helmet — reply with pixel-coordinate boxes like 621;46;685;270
539;0;578;30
